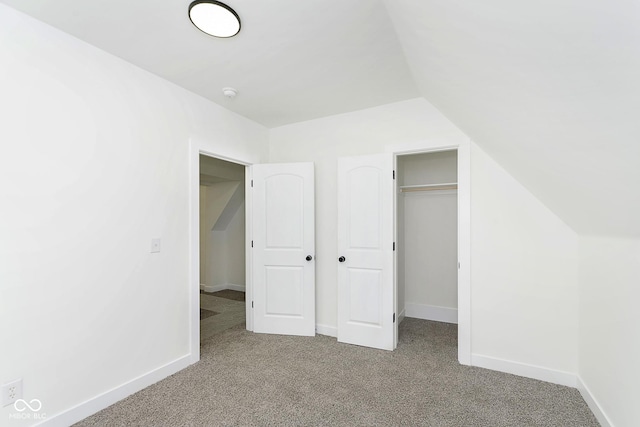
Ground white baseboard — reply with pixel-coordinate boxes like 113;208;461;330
200;283;245;293
200;283;222;292
577;376;613;427
471;354;577;387
37;355;191;427
398;308;406;324
405;303;458;324
316;324;337;337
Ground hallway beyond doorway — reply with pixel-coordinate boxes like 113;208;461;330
200;290;245;341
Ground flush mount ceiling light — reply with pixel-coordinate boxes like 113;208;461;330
189;1;241;38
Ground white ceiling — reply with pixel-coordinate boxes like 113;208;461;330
0;0;418;127
3;0;639;236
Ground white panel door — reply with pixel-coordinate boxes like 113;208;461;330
252;162;315;336
337;154;395;350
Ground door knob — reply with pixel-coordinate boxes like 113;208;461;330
306;255;313;261
338;256;346;263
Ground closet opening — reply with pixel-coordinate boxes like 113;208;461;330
198;154;247;343
396;150;459;354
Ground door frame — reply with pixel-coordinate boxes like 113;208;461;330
386;136;471;365
188;137;255;364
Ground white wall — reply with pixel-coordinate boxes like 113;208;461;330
226;203;246;287
208;230;228;287
200;185;208;282
204;201;245;290
269;98;466;331
470;143;579;376
270;99;579;380
200;182;243;288
403;193;458;308
579;236;640;427
0;4;267;425
399;151;458;184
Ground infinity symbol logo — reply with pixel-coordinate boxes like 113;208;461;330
14;399;42;412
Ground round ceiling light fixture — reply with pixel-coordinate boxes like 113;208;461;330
188;1;241;38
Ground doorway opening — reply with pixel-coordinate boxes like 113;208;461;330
395;149;460;356
198;154;247;343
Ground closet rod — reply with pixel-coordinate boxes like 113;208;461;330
399;183;458;193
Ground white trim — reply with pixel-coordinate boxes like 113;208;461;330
385;137;469;154
315;324;337;337
245;166;254;331
189;139;201;364
200;284;219;292
388;137;471;366
393;153;398;349
577;376;613;427
200;284;225;292
471;354;577;387
35;355;190;427
200;283;246;293
226;283;246;292
398;308;406;324
405;303;457;324
457;138;471;366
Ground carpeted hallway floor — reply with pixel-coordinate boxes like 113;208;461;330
75;318;598;426
199;290;246;340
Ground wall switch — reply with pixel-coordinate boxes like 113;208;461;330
2;379;23;407
151;238;161;253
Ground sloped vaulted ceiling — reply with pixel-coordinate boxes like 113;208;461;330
384;0;640;237
2;0;638;236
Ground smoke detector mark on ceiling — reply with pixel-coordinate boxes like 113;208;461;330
222;87;237;98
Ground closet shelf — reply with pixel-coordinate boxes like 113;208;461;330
399;183;458;193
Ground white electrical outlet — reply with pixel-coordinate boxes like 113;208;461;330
2;379;23;407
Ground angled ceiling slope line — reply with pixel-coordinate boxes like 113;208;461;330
384;0;640;237
213;183;244;231
202;182;240;233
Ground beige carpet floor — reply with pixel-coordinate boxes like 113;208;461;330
75;318;598;426
200;289;246;302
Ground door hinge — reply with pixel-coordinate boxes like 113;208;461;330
393;313;396;323
393;242;395;251
251;240;254;248
393;170;395;180
251;179;253;187
252;301;254;308
458;262;460;269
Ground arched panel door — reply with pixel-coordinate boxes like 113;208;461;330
337;154;394;350
251;163;315;336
